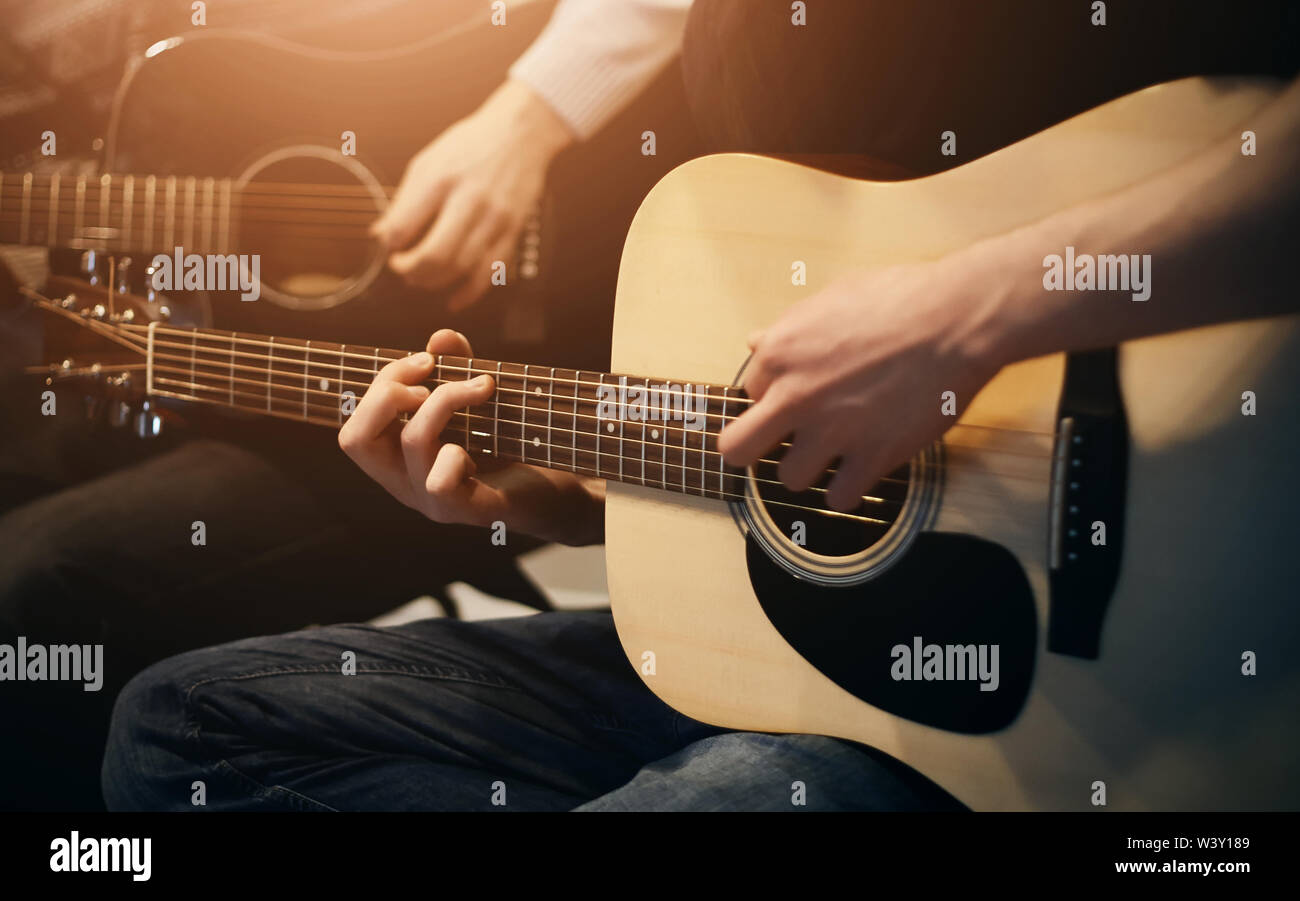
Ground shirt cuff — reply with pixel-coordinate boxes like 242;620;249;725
508;0;691;140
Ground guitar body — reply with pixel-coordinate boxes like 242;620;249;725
607;77;1300;810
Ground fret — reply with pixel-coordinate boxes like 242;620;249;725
571;368;580;473
74;175;86;240
681;390;688;493
618;379;625;484
595;372;604;479
302;340;311;419
98;174;111;236
267;337;275;411
121;175;134;247
200;177;215;252
164;176;176;250
0;172;4;222
337;344;346;424
697;384;709;496
144;175;156;249
494;361;522;463
639;376;649;486
493;361;502;459
432;351;442;396
182;176;196;250
546;367;555;469
465;357;473;451
217;179;232;254
19;173;32;245
520;364;529;464
522;365;544;462
229;332;237;405
47;174;59;246
718;386;728;496
660;397;670;490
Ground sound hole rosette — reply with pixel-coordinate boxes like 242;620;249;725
732;441;943;589
233;144;389;311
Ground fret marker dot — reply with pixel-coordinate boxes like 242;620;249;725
651;429;660;439
319;378;330;391
606;422;615;433
534;387;542;395
532;436;540;447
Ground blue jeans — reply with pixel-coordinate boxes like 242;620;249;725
103;611;960;811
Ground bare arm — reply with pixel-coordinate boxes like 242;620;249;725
978;75;1300;365
721;76;1300;511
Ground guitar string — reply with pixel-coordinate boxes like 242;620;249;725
142;351;1059;488
132;348;1064;488
145;363;909;505
143;359;1067;492
122;331;1068;488
119;323;1058;440
152;370;1045;528
30;298;1065;499
137;339;1057;461
146;374;900;526
28;295;1067;498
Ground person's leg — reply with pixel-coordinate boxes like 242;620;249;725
0;437;389;810
576;732;963;812
103;611;723;811
0;402;543;810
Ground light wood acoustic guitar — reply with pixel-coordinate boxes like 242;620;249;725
23;76;1299;810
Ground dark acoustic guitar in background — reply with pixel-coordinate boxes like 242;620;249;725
10;0;701;373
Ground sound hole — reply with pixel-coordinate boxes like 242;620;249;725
237;155;381;305
753;456;912;557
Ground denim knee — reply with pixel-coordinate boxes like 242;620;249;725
101;650;207;811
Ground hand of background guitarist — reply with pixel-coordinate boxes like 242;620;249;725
339;329;604;546
370;80;574;311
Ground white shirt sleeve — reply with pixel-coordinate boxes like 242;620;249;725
508;0;694;141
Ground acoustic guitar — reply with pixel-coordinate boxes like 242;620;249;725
23;76;1299;810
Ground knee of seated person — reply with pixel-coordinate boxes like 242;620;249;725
101;651;210;811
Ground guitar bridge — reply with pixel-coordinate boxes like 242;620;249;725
1047;348;1129;660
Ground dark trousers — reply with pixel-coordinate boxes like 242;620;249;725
103;611;958;811
0;375;543;810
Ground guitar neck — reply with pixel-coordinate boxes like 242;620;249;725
0;172;240;256
125;322;748;502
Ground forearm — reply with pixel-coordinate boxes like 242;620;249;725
970;76;1300;368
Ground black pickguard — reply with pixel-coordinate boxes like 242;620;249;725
747;532;1037;734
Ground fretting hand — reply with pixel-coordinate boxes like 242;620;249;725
339;328;603;545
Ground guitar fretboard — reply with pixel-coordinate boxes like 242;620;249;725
124;323;751;502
